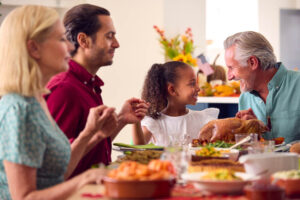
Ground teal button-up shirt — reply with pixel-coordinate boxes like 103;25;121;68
239;63;300;144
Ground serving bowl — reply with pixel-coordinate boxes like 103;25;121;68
244;183;285;200
239;153;299;178
274;178;300;198
271;170;300;198
103;177;176;199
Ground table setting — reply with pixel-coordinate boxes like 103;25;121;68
66;118;300;200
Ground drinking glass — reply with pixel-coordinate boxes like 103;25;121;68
161;135;191;181
248;140;275;154
235;133;258;149
235;133;258;143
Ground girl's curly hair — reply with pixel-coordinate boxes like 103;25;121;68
141;61;189;119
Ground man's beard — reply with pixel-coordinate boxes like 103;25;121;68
101;60;113;66
240;78;255;92
93;48;113;67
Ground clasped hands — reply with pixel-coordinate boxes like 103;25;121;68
82;98;149;141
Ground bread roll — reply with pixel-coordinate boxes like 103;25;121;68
290;143;300;154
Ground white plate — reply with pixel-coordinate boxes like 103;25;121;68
182;172;253;194
275;141;286;148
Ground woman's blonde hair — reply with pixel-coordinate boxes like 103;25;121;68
0;5;59;97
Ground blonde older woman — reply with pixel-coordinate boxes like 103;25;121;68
0;5;118;200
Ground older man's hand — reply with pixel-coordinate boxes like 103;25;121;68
235;108;257;120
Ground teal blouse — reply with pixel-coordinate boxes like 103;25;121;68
239;63;300;144
0;94;71;199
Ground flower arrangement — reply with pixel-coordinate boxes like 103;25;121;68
198;81;241;97
153;25;197;66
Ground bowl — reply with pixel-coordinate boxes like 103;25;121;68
271;170;300;198
239;153;299;178
273;178;300;198
103;177;176;199
217;148;240;161
244;183;285;200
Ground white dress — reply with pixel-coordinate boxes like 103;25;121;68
141;108;219;146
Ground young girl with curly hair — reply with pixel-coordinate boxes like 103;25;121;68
133;61;219;146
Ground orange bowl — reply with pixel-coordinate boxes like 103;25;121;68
272;178;300;198
103;177;176;199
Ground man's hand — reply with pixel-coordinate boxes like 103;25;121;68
235;108;257;120
90;112;118;141
118;98;150;125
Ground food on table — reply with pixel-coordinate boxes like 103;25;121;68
188;158;245;173
198;118;269;142
272;170;300;198
191;139;235;148
104;160;176;199
290;142;300;154
272;170;300;179
195;146;221;157
148;159;175;174
273;137;285;145
116;150;163;164
201;169;242;181
108;160;174;181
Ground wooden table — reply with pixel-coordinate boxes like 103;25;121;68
67;185;106;200
66;183;248;200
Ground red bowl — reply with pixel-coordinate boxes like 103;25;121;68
103;177;176;199
244;183;285;200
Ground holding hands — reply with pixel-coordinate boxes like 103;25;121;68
81;105;118;140
77;98;149;151
118;98;150;125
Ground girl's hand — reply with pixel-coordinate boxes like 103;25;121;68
118;98;150;125
82;105;116;139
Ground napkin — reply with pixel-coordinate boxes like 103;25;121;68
113;143;164;150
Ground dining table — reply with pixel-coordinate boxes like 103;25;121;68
66;182;248;200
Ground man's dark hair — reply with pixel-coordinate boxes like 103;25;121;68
63;4;110;56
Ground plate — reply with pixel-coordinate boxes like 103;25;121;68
113;146;147;152
275;142;286;148
182;172;253;194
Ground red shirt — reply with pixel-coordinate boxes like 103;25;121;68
45;60;111;178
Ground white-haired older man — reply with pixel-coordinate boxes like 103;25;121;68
224;31;300;144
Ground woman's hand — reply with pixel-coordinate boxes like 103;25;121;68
3;160;108;200
78;168;108;187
